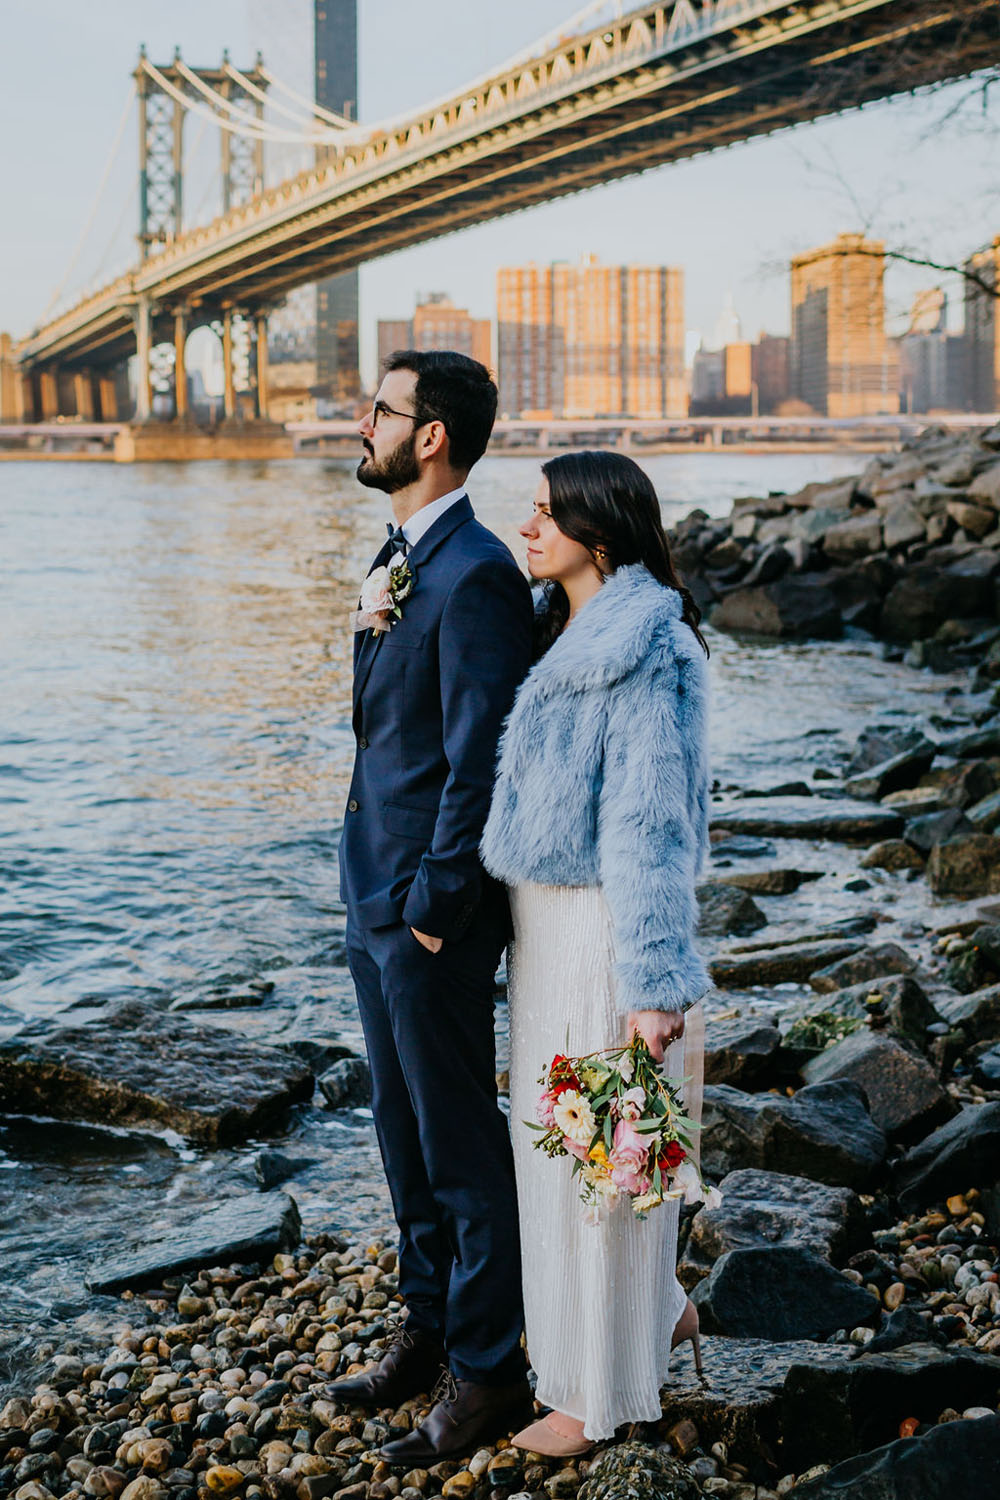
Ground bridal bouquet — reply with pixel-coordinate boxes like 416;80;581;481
528;1035;720;1222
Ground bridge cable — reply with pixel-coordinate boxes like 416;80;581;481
40;82;137;322
254;64;354;130
222;60;350;131
140;57;342;145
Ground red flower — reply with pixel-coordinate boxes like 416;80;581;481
658;1140;686;1171
548;1054;581;1091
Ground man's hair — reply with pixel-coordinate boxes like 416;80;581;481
384;349;498;473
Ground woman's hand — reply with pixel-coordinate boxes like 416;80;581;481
627;1008;685;1062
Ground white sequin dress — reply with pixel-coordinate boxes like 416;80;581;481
508;881;694;1441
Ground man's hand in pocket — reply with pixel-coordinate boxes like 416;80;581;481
410;927;443;954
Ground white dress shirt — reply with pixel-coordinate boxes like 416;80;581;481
400;486;467;549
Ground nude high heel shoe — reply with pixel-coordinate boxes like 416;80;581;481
671;1297;705;1380
511;1411;594;1457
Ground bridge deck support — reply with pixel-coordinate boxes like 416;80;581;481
222;310;236;421
98;375;118;422
255;313;269;422
135;297;152;421
39;371;58;420
174;309;188;420
73;372;95;422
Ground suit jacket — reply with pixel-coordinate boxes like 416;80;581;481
339;495;533;942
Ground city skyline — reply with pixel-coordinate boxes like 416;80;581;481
2;1;999;392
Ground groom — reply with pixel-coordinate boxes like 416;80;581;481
335;350;534;1461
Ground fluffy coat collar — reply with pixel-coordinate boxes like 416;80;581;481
531;563;684;693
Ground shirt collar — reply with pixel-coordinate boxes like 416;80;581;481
401;487;467;548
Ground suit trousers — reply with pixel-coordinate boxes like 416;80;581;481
346;903;526;1385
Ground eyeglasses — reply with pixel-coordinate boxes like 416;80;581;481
372;398;424;427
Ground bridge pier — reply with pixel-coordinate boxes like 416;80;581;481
174;308;189;421
255;312;269;422
98;375;119;422
73;372;95;422
39;370;59;421
135;296;153;422
222;309;236;421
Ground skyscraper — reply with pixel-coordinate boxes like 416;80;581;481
376;295;492;375
965;237;1000;412
790;233;899;417
315;0;360;401
497;257;684;419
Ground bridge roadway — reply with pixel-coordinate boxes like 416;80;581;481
12;0;998;401
3;413;997;462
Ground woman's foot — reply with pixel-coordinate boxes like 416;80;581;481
671;1296;705;1379
511;1410;593;1456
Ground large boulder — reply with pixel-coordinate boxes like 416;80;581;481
860;839;926;872
317;1055;372;1110
703;1017;782;1087
710;799;903;844
680;1169;866;1287
893;1101;1000;1209
809;973;942;1048
926;833;1000;897
576;1443;700;1500
720;868;823;896
791;1412;1000;1500
691;1245;879;1340
710;574;842;640
823;512;884;559
933;983;1000;1043
848;726;934;777
710;938;866;988
800;1029;955;1143
86;1191;302;1293
903;807;972;855
809;943;917;994
781;1346;1000;1470
701;1080;887;1189
0;1000;315;1146
880;568;970;642
842;740;937;800
696;882;767;937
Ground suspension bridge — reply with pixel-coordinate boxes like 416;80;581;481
1;0;996;458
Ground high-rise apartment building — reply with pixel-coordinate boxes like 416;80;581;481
315;0;360;401
376;296;492;376
899;289;967;412
497;257;685;418
790;233;899;416
751;333;790;414
965;237;1000;412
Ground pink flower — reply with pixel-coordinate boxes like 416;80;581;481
610;1118;649;1173
619;1087;646;1122
536;1090;558;1129
563;1137;589;1161
610;1162;645;1193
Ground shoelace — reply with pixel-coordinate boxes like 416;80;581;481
384;1324;415;1358
430;1366;459;1407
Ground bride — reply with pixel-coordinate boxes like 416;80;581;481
481;449;712;1454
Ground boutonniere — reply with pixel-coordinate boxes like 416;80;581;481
351;556;415;635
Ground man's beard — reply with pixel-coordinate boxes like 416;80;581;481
356;432;421;493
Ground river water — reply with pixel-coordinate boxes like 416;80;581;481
0;448;967;1391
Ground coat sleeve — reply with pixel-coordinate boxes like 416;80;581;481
401;555;533;942
596;645;712;1014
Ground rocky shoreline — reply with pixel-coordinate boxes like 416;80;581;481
5;426;1000;1499
670;423;1000;680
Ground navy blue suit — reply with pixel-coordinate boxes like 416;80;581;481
339;495;533;1384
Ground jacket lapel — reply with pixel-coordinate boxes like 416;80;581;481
352;496;474;716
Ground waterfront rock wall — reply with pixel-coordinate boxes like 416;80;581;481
671;424;1000;672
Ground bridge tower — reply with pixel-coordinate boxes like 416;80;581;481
314;1;361;402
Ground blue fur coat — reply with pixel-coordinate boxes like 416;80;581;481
481;564;711;1015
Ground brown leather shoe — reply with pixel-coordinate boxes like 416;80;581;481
325;1325;447;1408
379;1369;535;1463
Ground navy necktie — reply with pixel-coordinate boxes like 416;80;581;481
386;522;409;555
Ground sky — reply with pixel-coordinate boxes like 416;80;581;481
1;0;998;387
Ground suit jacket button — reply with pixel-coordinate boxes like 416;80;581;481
358;737;369;750
348;799;359;812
